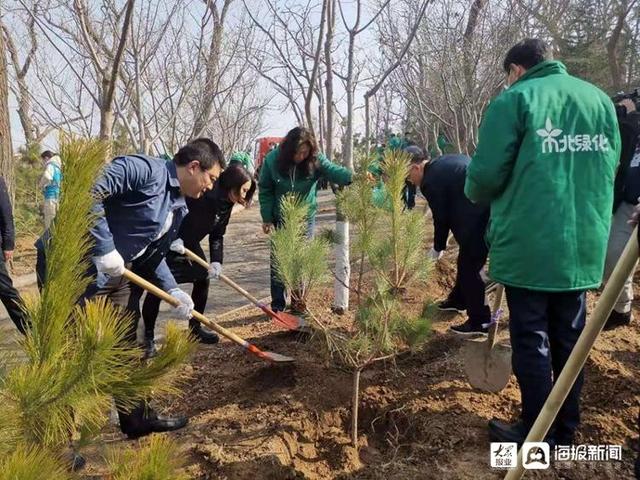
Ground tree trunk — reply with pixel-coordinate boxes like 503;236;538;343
191;1;232;139
305;0;328;135
0;28;15;198
324;0;336;158
332;27;356;313
351;367;361;447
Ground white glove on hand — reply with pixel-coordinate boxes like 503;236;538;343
428;248;444;261
209;262;222;280
93;249;125;277
169;238;186;254
168;288;194;320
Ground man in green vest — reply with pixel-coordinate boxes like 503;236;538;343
465;39;621;445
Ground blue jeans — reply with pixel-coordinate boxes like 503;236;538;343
505;287;586;441
270;216;316;311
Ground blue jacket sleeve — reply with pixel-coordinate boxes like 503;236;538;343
154;257;178;292
90;157;152;256
0;177;15;252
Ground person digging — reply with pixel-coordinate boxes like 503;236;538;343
83;138;225;439
406;145;491;336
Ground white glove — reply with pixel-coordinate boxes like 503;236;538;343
168;288;194;320
93;249;125;277
428;248;444;261
169;238;186;254
209;262;222;280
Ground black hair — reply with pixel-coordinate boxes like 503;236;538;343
406;145;428;164
277;127;319;177
217;162;256;205
503;38;551;73
174;138;226;170
41;150;55;159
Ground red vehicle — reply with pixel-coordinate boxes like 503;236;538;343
253;136;283;177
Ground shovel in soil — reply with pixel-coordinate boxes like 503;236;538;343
462;284;512;392
182;248;306;331
123;269;294;364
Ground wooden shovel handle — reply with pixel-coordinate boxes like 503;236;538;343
504;227;639;480
488;284;505;348
183;248;264;307
122;268;259;352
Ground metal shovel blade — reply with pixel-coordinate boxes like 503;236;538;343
462;339;512;392
261;351;296;363
462;284;512;392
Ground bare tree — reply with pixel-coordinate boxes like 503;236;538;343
0;0;48;152
190;0;235;140
0;11;14;196
244;0;328;138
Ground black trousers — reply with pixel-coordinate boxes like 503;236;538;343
447;238;491;326
506;287;585;442
0;255;28;334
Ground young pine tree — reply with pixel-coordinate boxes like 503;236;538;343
275;153;431;447
271;194;331;311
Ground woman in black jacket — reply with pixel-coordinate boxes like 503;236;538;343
142;163;256;356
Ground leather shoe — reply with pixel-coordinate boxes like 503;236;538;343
149;414;189;433
189;318;219;344
603;310;631;331
488;419;556;448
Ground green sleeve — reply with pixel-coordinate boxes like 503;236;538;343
258;153;276;223
465;93;522;203
318;154;352;185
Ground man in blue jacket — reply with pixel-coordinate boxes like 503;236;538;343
407;146;491;335
84;138;224;439
0;176;29;334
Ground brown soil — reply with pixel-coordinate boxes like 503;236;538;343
83;247;640;479
11;234;38;276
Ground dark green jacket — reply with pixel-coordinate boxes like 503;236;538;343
465;61;621;291
258;147;352;223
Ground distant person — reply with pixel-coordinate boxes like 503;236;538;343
0;176;29;334
601;97;640;330
39;150;62;229
229;151;254;175
465;38;620;446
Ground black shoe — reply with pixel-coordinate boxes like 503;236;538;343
189;318;219;344
149;414;189;433
437;298;466;313
603;310;631;331
143;335;157;359
488;419;556;448
450;319;488;336
122;408;188;439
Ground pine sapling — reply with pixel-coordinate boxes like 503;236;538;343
0;137;195;473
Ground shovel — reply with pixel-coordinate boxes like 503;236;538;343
462;284;512;392
182;248;306;331
122;269;294;364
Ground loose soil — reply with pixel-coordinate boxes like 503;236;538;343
11;192;639;479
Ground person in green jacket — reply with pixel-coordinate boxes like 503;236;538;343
465;39;621;446
259;126;352;311
229;151;254;175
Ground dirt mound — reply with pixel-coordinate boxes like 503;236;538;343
81;245;639;479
